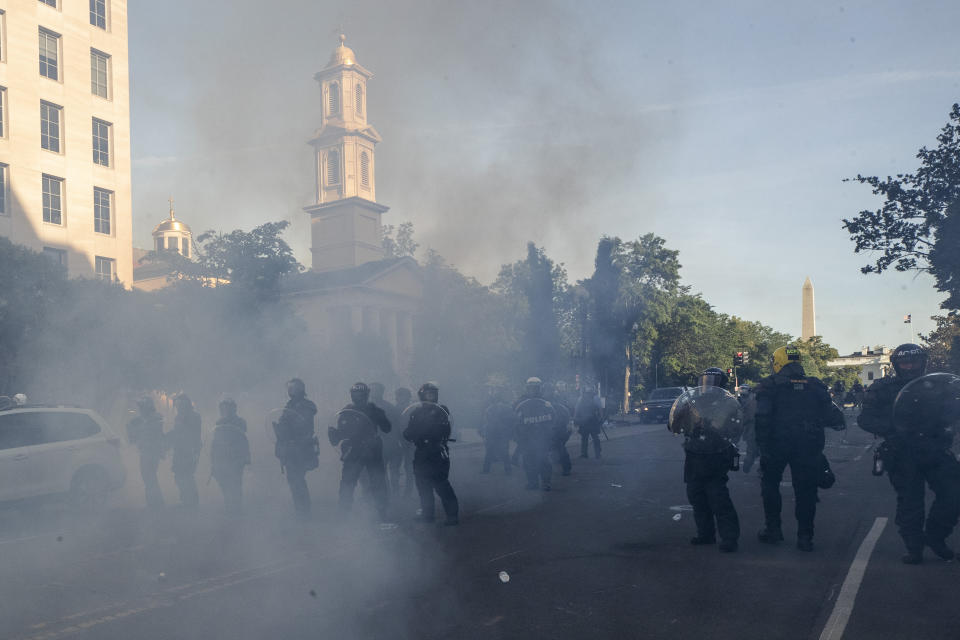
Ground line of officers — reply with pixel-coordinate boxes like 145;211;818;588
672;343;960;564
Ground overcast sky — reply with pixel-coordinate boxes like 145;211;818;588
127;1;960;354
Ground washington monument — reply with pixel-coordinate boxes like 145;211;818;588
801;277;816;341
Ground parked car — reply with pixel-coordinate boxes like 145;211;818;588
636;387;687;423
0;406;125;507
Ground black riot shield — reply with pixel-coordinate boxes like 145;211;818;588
893;372;960;438
668;386;744;441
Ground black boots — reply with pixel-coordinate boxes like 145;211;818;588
757;528;784;544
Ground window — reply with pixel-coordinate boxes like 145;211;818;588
155;237;164;252
0;163;7;215
42;174;63;224
41;101;62;152
0;87;6;137
867;371;874;381
328;82;340;116
92;118;111;166
94;187;111;234
0;11;6;62
39;29;59;80
95;256;114;281
90;49;110;98
39;0;58;8
360;151;370;188
326;148;340;185
43;247;66;267
89;0;107;29
182;238;190;258
167;237;179;251
355;84;363;116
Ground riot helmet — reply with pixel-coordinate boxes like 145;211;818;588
218;397;237;418
418;382;439;403
395;387;412;406
287;378;306;399
526;377;543;397
350;382;370;405
369;382;386;402
891;343;927;380
700;367;729;389
772;346;801;374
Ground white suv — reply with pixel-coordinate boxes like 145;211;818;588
0;407;125;507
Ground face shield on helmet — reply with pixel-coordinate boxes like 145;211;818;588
418;382;439;403
772;346;801;374
891;343;927;380
525;377;543;397
287;378;306;399
350;382;370;405
700;367;729;389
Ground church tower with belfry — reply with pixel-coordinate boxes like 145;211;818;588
304;34;388;272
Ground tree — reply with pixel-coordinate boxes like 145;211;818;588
843;103;960;308
922;313;960;373
493;242;567;380
382;222;419;259
147;221;301;297
790;336;860;388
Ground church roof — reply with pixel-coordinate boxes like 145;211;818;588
281;257;419;295
327;34;356;67
153;200;192;235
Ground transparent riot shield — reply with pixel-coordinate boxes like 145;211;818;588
893;372;960;437
668;386;743;441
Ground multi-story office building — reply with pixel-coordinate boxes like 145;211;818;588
0;0;131;283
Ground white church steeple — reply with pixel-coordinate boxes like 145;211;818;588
304;34;388;272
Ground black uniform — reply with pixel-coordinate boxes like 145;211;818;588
673;392;742;547
274;396;318;515
482;400;515;474
755;362;843;544
574;394;603;459
333;402;391;518
514;395;556;490
168;407;202;507
549;398;573;476
739;391;759;473
403;402;459;522
858;376;960;557
210;415;250;513
127;409;165;508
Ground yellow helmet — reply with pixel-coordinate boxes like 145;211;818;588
771;346;801;374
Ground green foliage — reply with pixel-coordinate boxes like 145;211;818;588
922;313;960;373
382;222;419;259
789;336;860;388
843;103;960;309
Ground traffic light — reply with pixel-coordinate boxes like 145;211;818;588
734;352;744;366
726;368;733;376
742;351;750;364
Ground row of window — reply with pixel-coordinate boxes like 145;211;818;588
8;170;115;236
324;148;371;187
38;29;114;100
154;235;191;258
42;247;114;280
327;82;364;118
32;98;114;166
38;0;109;30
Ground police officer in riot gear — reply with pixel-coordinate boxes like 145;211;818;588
210;397;250;514
274;378;319;517
395;387;415;496
127;396;165;509
671;368;742;552
515;377;557;491
574;386;603;459
482;388;515;475
372;383;404;496
755;346;844;551
329;382;391;520
859;344;960;563
403;382;459;525
545;384;573;476
168;393;202;508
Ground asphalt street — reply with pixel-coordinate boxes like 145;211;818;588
0;418;958;640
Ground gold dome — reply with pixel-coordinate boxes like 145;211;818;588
328;34;356;67
152;198;192;235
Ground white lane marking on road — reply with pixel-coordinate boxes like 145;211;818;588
487;549;523;564
818;517;888;640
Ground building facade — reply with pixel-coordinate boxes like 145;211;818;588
827;346;892;386
0;0;132;283
287;35;421;378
